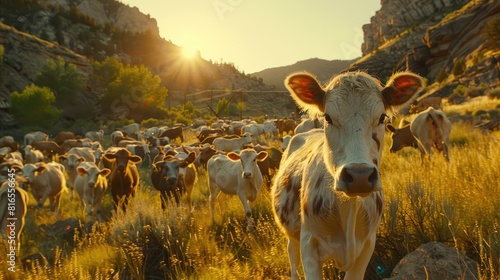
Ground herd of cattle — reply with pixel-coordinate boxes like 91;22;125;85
0;71;455;278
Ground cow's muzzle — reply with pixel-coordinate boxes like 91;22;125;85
243;172;252;179
337;163;381;197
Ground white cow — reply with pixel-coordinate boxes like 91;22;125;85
263;120;278;138
121;123;140;138
212;133;253;152
272;71;423;279
74;162;110;222
84;130;104;144
207;149;268;231
23;145;44;164
59;147;96;198
410;107;452;161
24;131;48;146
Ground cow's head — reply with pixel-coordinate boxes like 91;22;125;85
387;124;418;152
227;149;268;180
103;148;142;171
153;152;195;189
77;163;111;187
60;153;86;171
21;163;46;184
286;71;423;197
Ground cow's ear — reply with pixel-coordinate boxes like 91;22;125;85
227;152;240;161
100;168;111;177
186;152;196;164
386;124;396;133
35;164;46;174
129;155;142;164
286;72;326;115
103;153;116;160
382;72;424;110
77;167;87;176
256;151;268;162
152;162;163;171
79;157;86;163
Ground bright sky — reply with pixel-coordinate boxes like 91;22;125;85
119;0;381;73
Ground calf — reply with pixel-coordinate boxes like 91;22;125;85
22;162;67;213
150;152;196;210
60;147;96;198
410;107;452;161
387;123;419;153
74;162;111;222
207;149;268;231
103;148;141;212
272;71;423;279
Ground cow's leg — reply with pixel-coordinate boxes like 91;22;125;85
443;143;450;162
288;237;302;280
237;192;254;231
208;186;220;225
344;235;376;280
160;191;169;210
300;230;322;279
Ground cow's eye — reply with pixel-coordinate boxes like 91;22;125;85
323;113;333;125
378;113;389;125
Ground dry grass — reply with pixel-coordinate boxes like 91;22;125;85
1;115;500;279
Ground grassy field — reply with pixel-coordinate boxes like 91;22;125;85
1;99;500;279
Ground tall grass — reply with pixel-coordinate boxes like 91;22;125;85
2;120;500;279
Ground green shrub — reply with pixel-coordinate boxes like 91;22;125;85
10;84;62;128
453;84;468;96
452;58;466;76
141;118;159;128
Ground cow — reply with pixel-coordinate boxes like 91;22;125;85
23;145;44;164
85;130;104;144
410;107;452;161
0;136;19;152
387;123;419;153
197;129;224;142
275;119;296;137
207;148;268;231
159;126;184;143
110;130;124;146
125;143;151;166
281;135;292;151
60;147;96;198
409;96;442;114
271;71;423;279
113;135;137;147
294;117;324;134
241;124;264;140
213;132;252;152
54;131;76;146
24;131;49;146
102;148;141;212
22;162;68;214
74;162;111;222
194;145;218;169
0;177;29;254
263;120;278;138
31;141;66;160
121;123;140;138
150;152;197;210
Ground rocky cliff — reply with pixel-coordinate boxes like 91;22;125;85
350;0;499;96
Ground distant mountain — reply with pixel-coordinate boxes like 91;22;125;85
250;58;356;89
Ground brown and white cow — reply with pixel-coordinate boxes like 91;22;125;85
208;148;268;231
102;148;141;212
74;162;111;222
410;107;452;161
409;96;442;114
271;71;423;279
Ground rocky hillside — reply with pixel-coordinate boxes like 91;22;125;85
251;58;355;89
349;0;499;97
0;0;275;125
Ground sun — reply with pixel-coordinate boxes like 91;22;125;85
181;45;199;59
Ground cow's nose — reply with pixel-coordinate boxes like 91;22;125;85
167;177;177;184
338;164;379;196
243;172;252;179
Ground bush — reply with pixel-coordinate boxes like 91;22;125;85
10;84;62;128
452;59;466;76
453;84;468;96
435;68;448;83
141;118;159;128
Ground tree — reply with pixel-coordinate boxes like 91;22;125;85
216;98;230;117
10;84;62;128
92;56;123;88
34;56;83;108
100;64;168;121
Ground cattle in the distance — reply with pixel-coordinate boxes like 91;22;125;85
85;130;104;144
197;128;223;142
274;119;296;137
0;136;19;152
102;148;141;212
410;107;452;161
207;148;268;231
23;145;44;164
22;162;68;214
409;96;442;114
74;162;111;222
121;123;140;139
272;71;423;279
54;131;76;146
150;152;197;210
30;141;66;160
212;132;252;152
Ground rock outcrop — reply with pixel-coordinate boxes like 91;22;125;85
386;242;478;280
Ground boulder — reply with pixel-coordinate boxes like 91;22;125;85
386;242;478;280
